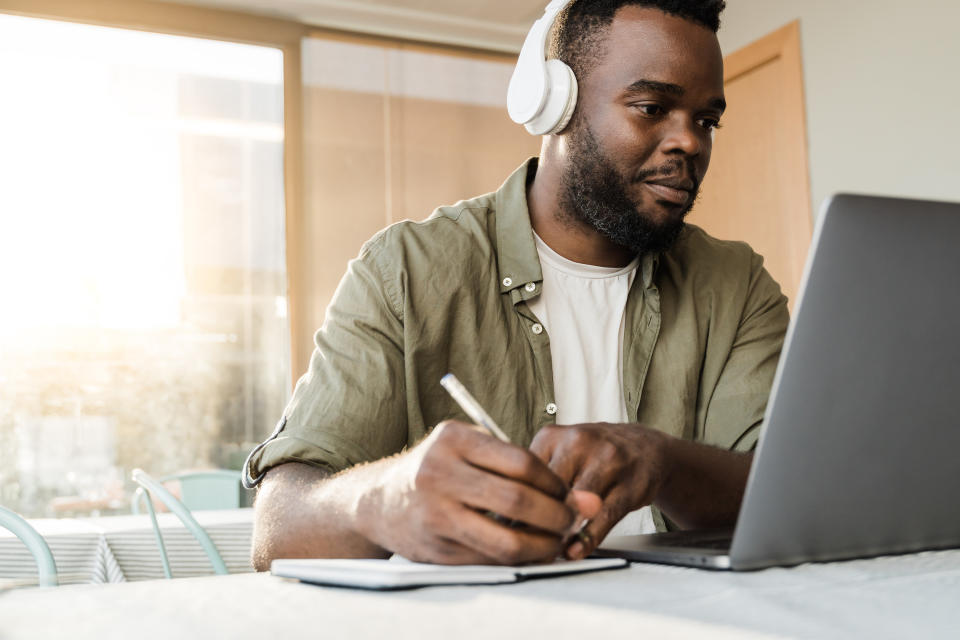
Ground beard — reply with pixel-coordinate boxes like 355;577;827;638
559;122;697;255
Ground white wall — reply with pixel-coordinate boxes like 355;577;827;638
718;0;960;220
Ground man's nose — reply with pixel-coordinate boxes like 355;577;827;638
660;115;703;157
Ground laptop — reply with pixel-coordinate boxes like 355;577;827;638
595;193;960;570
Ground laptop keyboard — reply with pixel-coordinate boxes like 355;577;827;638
649;529;733;550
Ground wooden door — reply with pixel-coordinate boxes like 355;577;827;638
688;21;812;308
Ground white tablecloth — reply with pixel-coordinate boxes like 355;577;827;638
0;518;124;587
93;510;254;581
1;548;959;639
0;509;253;587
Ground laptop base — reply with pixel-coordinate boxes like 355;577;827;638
595;531;733;570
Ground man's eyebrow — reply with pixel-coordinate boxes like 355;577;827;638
625;79;684;96
625;79;727;113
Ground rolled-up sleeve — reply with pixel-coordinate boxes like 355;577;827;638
247;238;408;479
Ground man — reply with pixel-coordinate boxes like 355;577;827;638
248;0;788;569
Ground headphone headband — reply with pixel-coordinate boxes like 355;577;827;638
507;0;579;136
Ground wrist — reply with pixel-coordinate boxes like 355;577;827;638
649;428;681;503
351;454;408;552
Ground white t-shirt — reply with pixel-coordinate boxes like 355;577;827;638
527;233;655;536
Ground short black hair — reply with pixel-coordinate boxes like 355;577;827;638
549;0;726;81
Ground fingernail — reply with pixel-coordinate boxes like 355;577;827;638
566;517;589;538
567;542;585;559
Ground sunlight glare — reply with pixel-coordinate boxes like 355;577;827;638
0;14;283;333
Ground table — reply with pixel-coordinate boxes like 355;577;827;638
0;509;253;586
92;509;254;581
1;548;958;639
0;518;123;587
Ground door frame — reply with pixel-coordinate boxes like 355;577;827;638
724;20;813;297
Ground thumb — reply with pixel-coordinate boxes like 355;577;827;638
569;489;602;520
562;489;602;555
564;489;634;560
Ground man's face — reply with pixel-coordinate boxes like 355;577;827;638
559;6;726;254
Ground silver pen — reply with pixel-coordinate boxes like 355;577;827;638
440;373;511;443
441;373;590;545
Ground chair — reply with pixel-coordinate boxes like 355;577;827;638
131;469;241;579
132;469;247;513
0;505;58;587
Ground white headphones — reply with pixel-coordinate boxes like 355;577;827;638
507;0;579;136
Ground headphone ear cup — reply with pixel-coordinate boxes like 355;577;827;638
524;59;579;136
549;61;579;135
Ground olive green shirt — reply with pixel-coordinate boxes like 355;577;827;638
250;159;789;525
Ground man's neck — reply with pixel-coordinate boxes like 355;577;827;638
527;155;636;268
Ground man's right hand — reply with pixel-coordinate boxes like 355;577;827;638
358;420;581;565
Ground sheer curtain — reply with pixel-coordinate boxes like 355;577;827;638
296;36;540;354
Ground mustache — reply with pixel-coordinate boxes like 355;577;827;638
632;161;700;189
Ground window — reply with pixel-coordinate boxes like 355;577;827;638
0;14;290;517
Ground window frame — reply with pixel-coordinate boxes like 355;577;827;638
0;0;520;381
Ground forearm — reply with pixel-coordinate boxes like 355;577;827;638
654;438;753;530
251;460;395;570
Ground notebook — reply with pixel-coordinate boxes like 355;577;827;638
595;193;960;570
271;556;628;590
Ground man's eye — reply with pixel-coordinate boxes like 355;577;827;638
634;104;664;116
697;117;723;131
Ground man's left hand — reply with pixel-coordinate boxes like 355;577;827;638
529;422;670;559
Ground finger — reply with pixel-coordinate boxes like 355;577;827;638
548;448;583;488
528;424;560;464
530;425;584;486
569;456;621;499
425;536;500;566
402;532;498;566
562;489;602;538
398;494;503;565
565;488;636;560
451;464;576;534
449;505;565;566
451;426;569;501
560;490;602;548
466;424;493;437
569;489;602;520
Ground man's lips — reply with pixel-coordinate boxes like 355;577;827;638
642;180;693;205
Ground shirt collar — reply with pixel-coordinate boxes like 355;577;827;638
641;252;659;290
495;158;543;294
494;157;661;294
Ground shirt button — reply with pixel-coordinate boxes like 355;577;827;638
524;282;536;292
545;403;558;415
502;277;513;287
531;323;543;335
